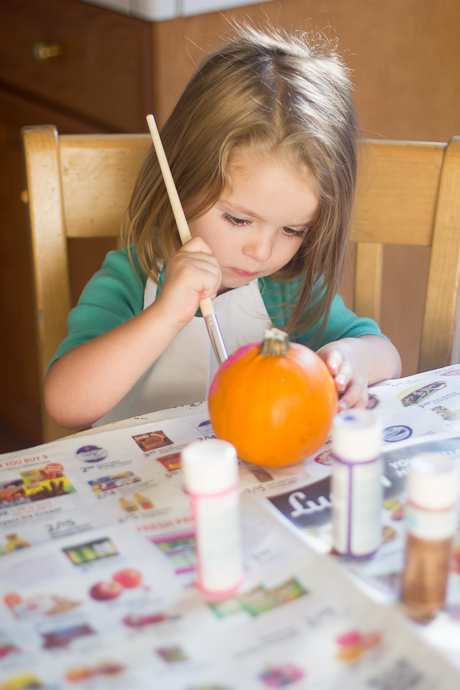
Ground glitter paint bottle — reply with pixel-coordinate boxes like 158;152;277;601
331;409;383;558
181;439;243;598
401;453;460;615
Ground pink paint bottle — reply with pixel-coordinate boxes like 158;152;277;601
181;439;243;598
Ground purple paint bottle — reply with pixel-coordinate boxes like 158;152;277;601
331;409;383;558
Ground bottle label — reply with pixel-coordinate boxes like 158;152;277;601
401;533;453;612
405;504;457;540
332;456;382;557
191;490;242;594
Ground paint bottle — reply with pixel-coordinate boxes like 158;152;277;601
401;453;459;615
181;439;243;598
331;409;383;558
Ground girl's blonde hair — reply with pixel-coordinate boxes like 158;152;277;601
124;24;360;342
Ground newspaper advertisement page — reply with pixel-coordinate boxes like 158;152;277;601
0;411;313;555
0;493;458;689
2;365;460;685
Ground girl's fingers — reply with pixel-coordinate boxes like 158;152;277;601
180;236;214;256
334;360;352;393
338;380;368;411
176;246;221;276
160;245;222;322
167;250;221;286
317;341;370;411
325;350;343;376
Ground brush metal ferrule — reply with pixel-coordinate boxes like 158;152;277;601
204;313;228;366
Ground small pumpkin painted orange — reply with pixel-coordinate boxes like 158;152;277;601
208;327;338;467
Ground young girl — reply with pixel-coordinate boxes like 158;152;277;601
45;26;401;430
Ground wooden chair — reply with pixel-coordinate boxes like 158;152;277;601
352;137;460;374
22;125;151;442
22;125;460;442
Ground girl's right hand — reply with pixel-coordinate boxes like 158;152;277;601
154;237;222;325
44;237;222;429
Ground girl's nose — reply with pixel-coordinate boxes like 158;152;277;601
242;231;274;263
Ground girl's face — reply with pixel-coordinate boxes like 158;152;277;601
188;148;319;291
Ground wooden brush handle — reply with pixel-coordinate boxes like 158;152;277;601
146;115;216;322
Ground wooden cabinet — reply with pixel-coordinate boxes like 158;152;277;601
0;0;154;445
1;0;460;445
0;0;153;131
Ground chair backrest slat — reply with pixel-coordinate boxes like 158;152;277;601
22;125;71;388
352;141;446;246
419;137;460;371
59;134;151;238
353;242;383;323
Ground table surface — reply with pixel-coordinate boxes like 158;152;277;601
2;365;460;687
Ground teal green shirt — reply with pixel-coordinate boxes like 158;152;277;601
50;247;385;367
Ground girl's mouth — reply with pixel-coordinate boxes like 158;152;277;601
229;267;259;277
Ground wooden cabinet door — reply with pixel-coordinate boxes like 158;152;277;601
0;0;153;132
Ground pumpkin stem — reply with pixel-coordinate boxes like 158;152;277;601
260;328;290;356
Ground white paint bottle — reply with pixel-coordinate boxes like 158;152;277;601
181;439;243;598
331;409;383;557
401;453;460;615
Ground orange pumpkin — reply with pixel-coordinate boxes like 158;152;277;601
208;328;338;467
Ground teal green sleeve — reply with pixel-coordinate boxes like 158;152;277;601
49;248;147;368
258;276;387;350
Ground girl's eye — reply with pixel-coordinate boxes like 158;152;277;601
223;213;308;238
283;227;307;239
223;213;251;227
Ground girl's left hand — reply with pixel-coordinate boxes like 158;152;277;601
317;338;369;410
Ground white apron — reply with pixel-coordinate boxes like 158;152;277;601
93;278;272;426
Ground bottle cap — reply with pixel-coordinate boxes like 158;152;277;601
181;439;239;495
407;453;460;509
332;409;382;462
